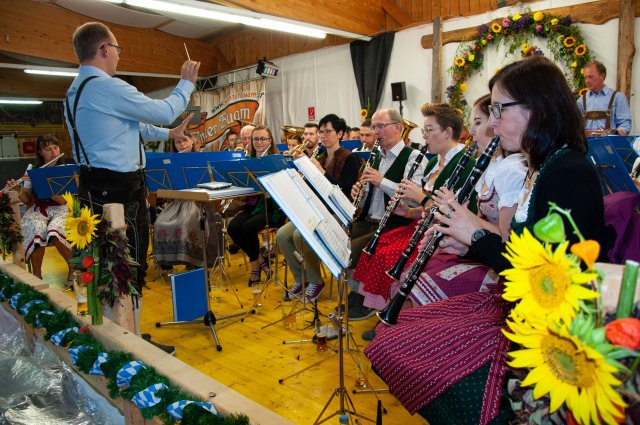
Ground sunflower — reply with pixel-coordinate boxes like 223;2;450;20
454;56;465;67
62;192;75;212
66;206;100;249
459;83;468;93
575;44;587;56
491;22;502;33
564;36;576;47
578;87;589;97
501;228;599;325
360;108;368;119
503;315;626;425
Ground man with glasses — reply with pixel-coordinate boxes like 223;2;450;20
65;22;200;356
345;108;426;320
577;61;632;135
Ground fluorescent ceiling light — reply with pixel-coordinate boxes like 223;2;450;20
0;99;43;105
25;69;78;77
108;0;336;39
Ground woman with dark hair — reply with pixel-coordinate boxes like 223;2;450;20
227;125;283;286
365;57;607;424
276;114;360;301
4;134;71;282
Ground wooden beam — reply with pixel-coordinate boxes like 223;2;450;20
617;0;636;99
0;0;219;76
205;0;383;37
431;16;442;103
382;0;413;27
0;68;72;98
421;0;629;49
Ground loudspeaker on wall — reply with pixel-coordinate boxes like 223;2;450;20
391;82;407;102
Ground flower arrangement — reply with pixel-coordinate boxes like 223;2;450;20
63;193;139;325
447;10;592;119
0;274;249;425
501;203;640;424
360;97;372;120
0;191;23;261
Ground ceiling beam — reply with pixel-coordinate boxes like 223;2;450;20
0;0;219;76
206;0;383;36
381;0;412;27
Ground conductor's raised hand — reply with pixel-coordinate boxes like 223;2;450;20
181;60;200;84
168;113;194;141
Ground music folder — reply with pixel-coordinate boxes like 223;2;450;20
259;169;350;278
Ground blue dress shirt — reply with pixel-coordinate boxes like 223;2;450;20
65;66;194;172
576;85;632;134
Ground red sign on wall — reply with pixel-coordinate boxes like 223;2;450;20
308;107;315;122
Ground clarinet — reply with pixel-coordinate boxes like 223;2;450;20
378;136;500;325
362;144;428;255
386;139;477;280
352;139;381;220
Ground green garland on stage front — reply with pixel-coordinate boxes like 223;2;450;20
0;274;249;425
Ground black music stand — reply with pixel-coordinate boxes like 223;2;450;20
154;189;256;351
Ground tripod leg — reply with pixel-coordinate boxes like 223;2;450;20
204;310;222;351
313;389;339;425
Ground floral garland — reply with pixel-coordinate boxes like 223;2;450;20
501;204;640;424
0;191;23;261
62;193;139;325
446;10;593;118
0;274;249;425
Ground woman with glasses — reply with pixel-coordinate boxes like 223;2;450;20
277;114;360;301
153;134;220;270
350;103;476;318
227;125;282;286
4;134;72;284
364;57;608;424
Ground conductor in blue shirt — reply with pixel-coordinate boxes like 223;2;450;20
576;60;632;135
64;22;199;344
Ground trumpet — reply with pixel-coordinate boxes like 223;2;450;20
378;136;501;326
2;153;64;194
386;138;477;280
284;140;311;157
363;144;428;255
234;146;249;156
352;139;380;220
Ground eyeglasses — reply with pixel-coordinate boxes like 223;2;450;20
252;137;271;143
317;129;335;136
488;101;524;119
371;122;399;131
421;127;441;135
106;43;122;54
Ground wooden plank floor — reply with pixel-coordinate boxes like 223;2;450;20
37;245;427;425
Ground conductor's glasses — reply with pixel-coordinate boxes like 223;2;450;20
106;43;122;54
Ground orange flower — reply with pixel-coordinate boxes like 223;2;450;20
606;318;640;350
578;87;588;97
570;239;600;270
575;44;587;56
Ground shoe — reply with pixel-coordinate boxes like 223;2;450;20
289;282;304;295
348;304;376;321
362;326;377;341
248;270;261;287
228;243;240;254
305;282;326;302
141;334;176;356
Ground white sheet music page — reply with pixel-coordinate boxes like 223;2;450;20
293;156;355;226
259;169;350;278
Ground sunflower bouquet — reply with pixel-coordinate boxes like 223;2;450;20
501;203;640;424
62;193;139;325
0;191;23;261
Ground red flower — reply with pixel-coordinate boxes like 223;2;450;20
80;271;94;285
82;256;95;269
79;325;92;334
606;318;640;350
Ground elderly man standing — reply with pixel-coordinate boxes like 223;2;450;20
577;60;632;135
65;22;199;354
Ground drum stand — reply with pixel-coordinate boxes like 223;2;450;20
156;202;255;351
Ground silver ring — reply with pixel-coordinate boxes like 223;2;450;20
446;210;452;219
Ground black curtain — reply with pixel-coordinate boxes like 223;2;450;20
350;32;396;115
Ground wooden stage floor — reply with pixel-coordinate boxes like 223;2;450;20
36;246;427;425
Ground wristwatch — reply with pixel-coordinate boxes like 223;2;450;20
471;229;489;244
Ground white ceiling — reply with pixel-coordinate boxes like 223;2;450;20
54;0;232;39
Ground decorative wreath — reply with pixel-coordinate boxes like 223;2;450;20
446;10;593;119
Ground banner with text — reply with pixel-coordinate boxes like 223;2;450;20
189;80;266;151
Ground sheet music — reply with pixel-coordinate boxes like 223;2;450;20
196;181;232;190
187;186;256;199
259;169;350;278
293;156;355;226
